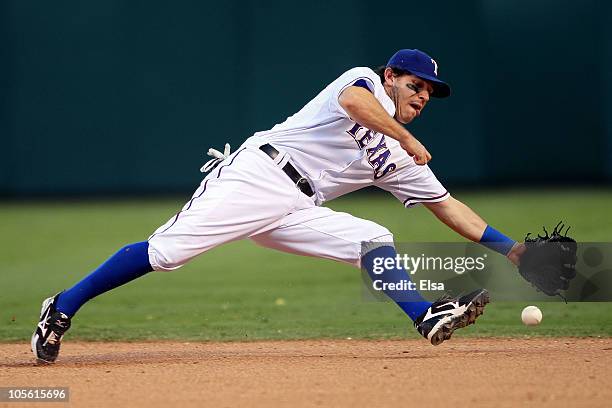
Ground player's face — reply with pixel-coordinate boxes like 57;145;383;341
388;73;434;124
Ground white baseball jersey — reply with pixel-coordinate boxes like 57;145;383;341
147;67;449;272
249;67;449;207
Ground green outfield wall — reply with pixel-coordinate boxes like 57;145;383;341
1;0;611;195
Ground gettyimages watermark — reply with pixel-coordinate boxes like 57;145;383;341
360;242;612;302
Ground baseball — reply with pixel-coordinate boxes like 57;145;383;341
521;305;543;326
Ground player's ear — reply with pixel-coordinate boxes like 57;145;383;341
383;67;395;86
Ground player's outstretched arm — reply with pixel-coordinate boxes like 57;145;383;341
423;197;487;241
424;197;525;264
338;86;431;165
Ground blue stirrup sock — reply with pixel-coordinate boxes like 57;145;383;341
361;245;432;321
55;241;154;317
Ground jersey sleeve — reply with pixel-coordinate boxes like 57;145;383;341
375;156;450;208
328;67;380;118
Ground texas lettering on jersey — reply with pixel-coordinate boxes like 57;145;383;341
251;67;447;206
346;123;397;180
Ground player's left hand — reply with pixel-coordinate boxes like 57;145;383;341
507;242;526;266
200;143;231;173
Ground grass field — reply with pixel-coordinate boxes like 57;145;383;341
1;188;611;342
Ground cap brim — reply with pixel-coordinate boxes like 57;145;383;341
411;72;451;98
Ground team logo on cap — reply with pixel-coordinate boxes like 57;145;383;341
431;58;438;76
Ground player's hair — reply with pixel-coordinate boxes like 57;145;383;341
374;65;411;83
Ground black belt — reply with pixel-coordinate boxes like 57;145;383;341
259;144;314;197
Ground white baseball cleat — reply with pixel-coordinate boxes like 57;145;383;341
414;289;490;345
31;293;72;363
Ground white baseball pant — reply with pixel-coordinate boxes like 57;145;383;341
147;144;392;271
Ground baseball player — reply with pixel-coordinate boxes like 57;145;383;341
32;49;526;363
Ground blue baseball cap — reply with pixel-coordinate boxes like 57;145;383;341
386;49;451;98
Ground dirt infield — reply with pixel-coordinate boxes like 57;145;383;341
1;338;611;408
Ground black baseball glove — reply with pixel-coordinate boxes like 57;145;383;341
518;222;577;299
